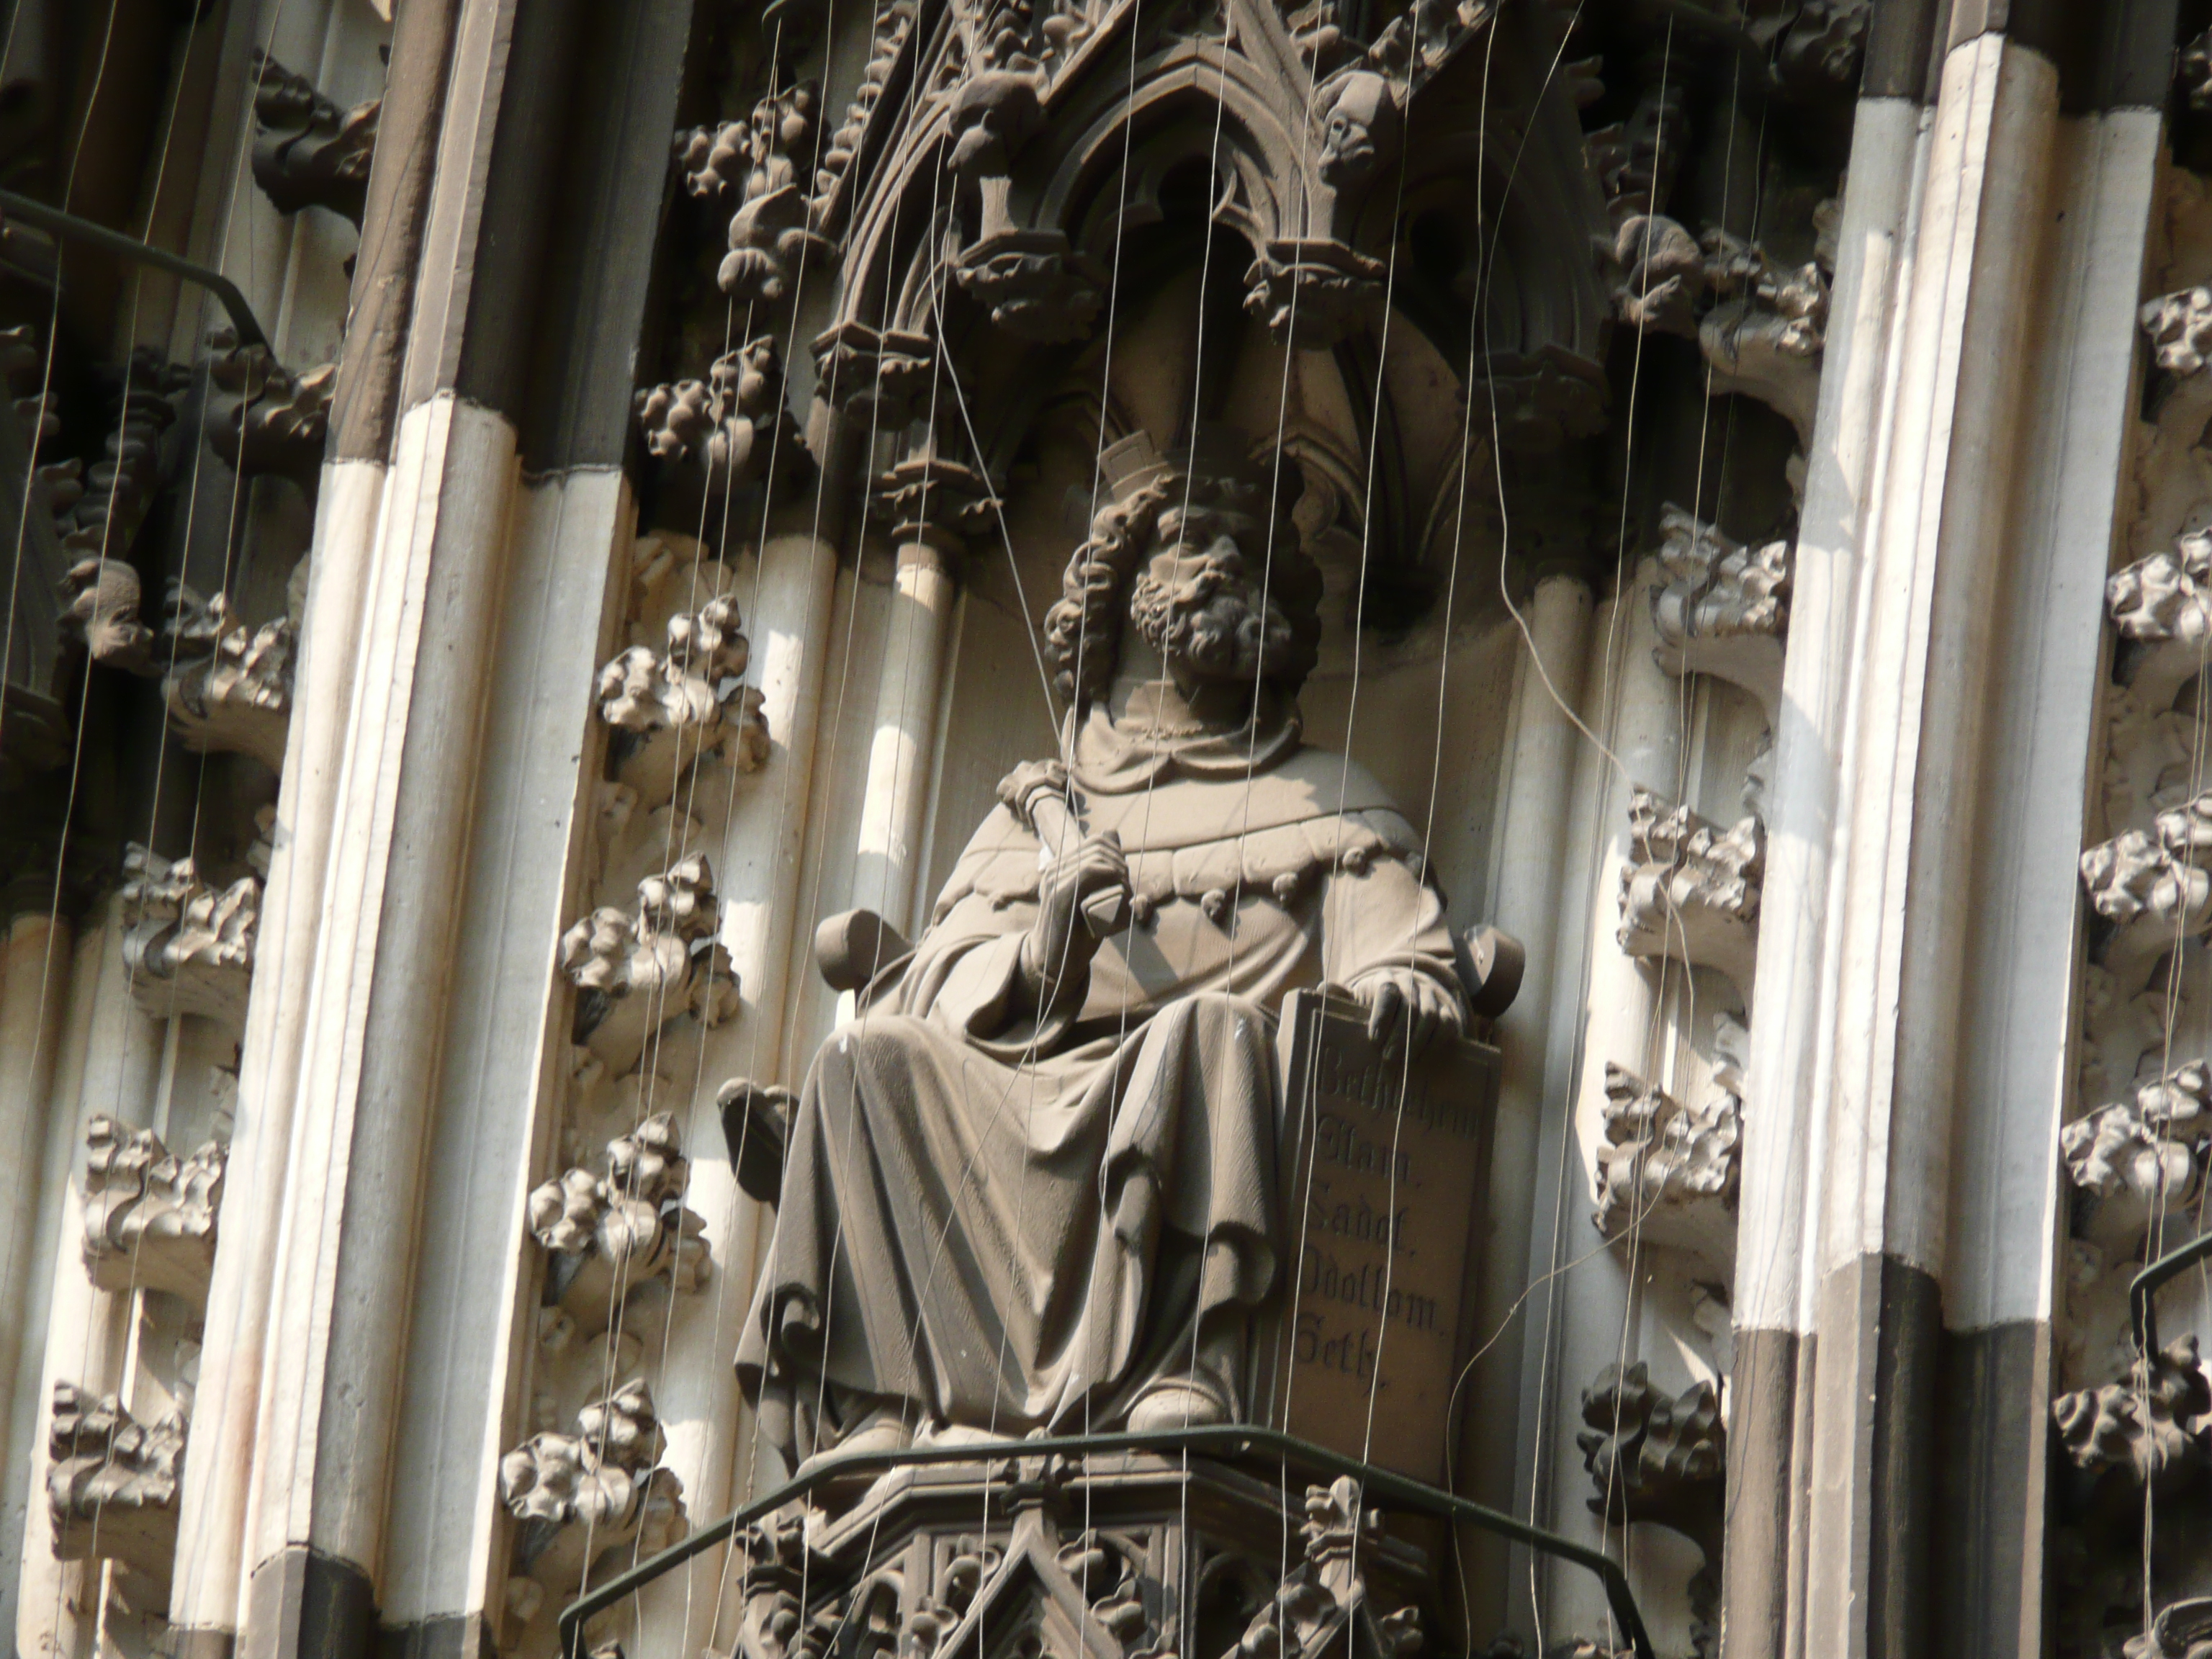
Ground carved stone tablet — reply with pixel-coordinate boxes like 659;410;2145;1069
1266;988;1498;1483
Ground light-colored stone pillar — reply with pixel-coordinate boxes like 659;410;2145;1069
850;454;993;939
1460;572;1591;1633
0;912;103;1653
0;910;77;1611
166;461;385;1651
850;537;962;939
637;528;840;1659
1798;31;2057;1657
1517;560;1683;1641
1722;90;1927;1659
238;392;518;1647
11;905;166;1659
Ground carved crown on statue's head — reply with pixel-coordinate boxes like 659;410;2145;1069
1095;424;1278;522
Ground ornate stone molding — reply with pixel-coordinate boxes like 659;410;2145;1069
499;1379;687;1607
1649;505;1791;722
119;845;260;1028
47;1382;184;1583
206;329;334;482
1617;790;1763;1000
161;588;295;773
248;50;378;223
595;595;769;807
559;855;739;1076
1594;1020;1745;1269
528;1112;708;1335
81;1117;225;1305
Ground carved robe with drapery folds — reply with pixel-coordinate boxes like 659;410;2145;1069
737;701;1465;1468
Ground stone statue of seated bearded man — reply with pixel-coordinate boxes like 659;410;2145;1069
734;426;1468;1473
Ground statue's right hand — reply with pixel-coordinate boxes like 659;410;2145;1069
1022;830;1130;1005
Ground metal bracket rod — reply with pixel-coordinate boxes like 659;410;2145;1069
554;1424;1658;1659
0;190;271;350
2132;1229;2212;1357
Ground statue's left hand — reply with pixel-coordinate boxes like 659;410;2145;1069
1354;968;1464;1059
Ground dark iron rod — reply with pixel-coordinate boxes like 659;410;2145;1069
0;191;271;349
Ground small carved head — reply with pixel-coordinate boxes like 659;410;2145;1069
1317;73;1399;189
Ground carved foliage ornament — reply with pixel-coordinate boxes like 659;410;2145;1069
248;50;379;223
595;595;770;806
1649;505;1792;723
528;1112;709;1334
1617;789;1763;999
81;1117;225;1305
500;1378;687;1601
119;845;261;1030
47;1382;185;1582
161;586;296;773
1594;1017;1745;1269
559;855;739;1075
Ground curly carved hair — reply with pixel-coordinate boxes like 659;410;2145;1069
1043;470;1323;706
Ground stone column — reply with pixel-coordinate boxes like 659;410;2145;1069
1796;26;2058;1657
1720;77;1926;1659
0;909;76;1606
166;0;464;1641
9;904;163;1659
0;909;99;1651
638;528;840;1659
849;451;994;938
1459;572;1591;1634
1518;560;1683;1641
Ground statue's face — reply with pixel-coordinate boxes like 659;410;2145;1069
1128;503;1298;685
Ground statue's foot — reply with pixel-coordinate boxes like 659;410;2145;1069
1125;1377;1230;1433
800;1406;913;1476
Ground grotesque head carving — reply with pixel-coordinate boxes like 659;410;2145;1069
1044;427;1323;707
1317;72;1400;189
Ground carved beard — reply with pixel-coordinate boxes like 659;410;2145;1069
1128;545;1297;683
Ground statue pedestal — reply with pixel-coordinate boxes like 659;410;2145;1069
721;1452;1434;1659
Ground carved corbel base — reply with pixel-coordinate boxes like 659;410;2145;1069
675;1454;1430;1659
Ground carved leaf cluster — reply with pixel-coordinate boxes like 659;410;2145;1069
206;327;334;480
2144;286;2212;380
161;587;296;773
634;336;805;499
1650;504;1792;719
528;1112;708;1330
1617;789;1764;997
1577;1362;1725;1552
2052;1336;2212;1503
248;50;379;223
47;1381;185;1578
1595;1037;1743;1265
81;1117;225;1305
500;1379;688;1596
119;845;261;1028
560;855;739;1073
53;353;193;671
1233;1478;1421;1659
